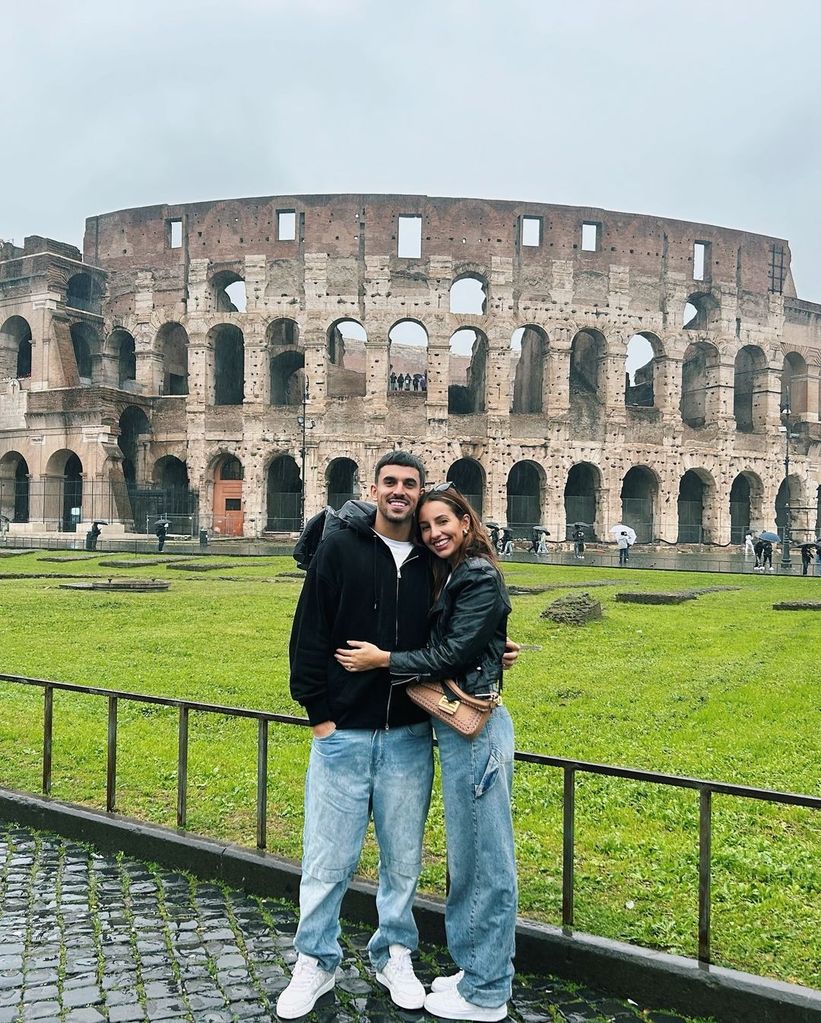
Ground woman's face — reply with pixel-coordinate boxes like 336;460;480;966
418;498;470;564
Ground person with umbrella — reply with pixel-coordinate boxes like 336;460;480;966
609;524;636;567
571;524;586;560
755;531;780;573
155;519;170;552
800;543;816;576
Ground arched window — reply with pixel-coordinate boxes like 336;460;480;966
447;458;485;520
214;456;244;536
570;329;606;415
110;329;137;387
449;275;487;315
677;470;706;543
564;463;600;539
448;329;487;414
211;270;247;312
0;452;30;524
388;320;428;394
326;458;359;509
733;345;767;432
782;352;808;416
267;455;302;531
510;326;547;414
211;325;245;405
267;318;299;346
156;322;189;395
506;461;543;532
70;322;98;381
66;273;102;313
0;316;33;379
625;334;659;408
680;342;720;428
620;466;657;542
327;319;366;398
683;292;720;330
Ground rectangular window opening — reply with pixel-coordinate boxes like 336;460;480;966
581;221;599;252
397;215;422;258
278;210;296;241
522;216;542;247
693;241;709;281
768;244;785;294
168;219;183;249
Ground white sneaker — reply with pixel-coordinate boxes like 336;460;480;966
431;969;464;992
276;953;335;1019
425;988;508;1021
375;943;425;1009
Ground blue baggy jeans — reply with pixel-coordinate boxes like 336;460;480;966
294;722;434;973
435;706;517;1007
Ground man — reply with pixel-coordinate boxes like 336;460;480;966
278;451;434;1018
279;452;517;1018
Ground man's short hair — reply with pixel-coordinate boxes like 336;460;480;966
374;450;426;486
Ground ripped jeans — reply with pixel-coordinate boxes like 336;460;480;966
434;705;517;1007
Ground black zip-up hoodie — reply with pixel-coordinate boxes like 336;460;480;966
289;504;432;729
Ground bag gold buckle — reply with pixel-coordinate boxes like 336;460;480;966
437;695;460;715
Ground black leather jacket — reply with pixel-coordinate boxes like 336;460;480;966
388;557;511;695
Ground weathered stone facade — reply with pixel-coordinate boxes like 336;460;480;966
1;194;820;542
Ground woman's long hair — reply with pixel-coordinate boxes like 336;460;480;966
415;487;499;596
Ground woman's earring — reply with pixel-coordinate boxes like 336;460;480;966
463;529;468;536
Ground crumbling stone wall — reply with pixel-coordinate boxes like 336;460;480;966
1;195;820;539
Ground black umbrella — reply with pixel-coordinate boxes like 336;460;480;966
155;519;171;527
92;520;108;527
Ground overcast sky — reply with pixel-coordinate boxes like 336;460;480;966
4;0;821;300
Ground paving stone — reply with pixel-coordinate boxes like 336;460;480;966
0;821;707;1023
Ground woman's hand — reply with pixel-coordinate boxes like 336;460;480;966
334;641;390;672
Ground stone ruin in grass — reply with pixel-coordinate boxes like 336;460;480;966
540;592;603;625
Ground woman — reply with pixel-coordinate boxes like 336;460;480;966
335;485;516;1023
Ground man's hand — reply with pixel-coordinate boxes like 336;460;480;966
502;638;520;670
312;720;336;738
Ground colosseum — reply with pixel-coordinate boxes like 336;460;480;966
1;193;820;546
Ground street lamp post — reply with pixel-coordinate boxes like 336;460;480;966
296;381;314;530
779;398;794;570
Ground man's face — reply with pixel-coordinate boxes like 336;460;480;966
371;464;422;530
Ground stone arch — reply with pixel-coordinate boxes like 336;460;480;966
446;457;485;519
266;454;302;532
70;322;99;381
209;324;245;405
677;467;717;543
683;292;720;330
620;465;659;542
266;318;300;346
569;328;606;412
680;341;720;428
625;332;662;408
44;449;83;532
510;325;547;414
564;462;602;539
327;318;366;398
506;460;545;533
775;474;805;537
270;350;305;405
156;322;189;396
449;273;488;315
210;269;246;313
66;272;103;313
388;319;428;394
326;457;359;509
733;344;768;433
0;450;30;523
448;328;488;414
781;351;808;416
213;454;244;536
0;316;33;379
109;328;137;388
729;471;763;544
152;455;195;530
118;406;151;491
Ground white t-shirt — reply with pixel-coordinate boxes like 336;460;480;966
376;532;414;572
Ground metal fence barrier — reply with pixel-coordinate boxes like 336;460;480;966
0;672;818;968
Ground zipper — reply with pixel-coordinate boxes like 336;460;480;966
384;550;421;730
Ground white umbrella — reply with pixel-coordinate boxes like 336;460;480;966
610;524;637;545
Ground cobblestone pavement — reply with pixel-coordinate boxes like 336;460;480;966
0;824;701;1023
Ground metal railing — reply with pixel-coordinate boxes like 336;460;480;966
0;672;819;966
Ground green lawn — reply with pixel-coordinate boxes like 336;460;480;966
0;551;819;989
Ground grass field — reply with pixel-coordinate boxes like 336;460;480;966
0;550;818;989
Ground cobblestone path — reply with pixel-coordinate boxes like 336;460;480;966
0;824;700;1023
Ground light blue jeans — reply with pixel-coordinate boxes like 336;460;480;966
435;706;517;1007
295;722;434;973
